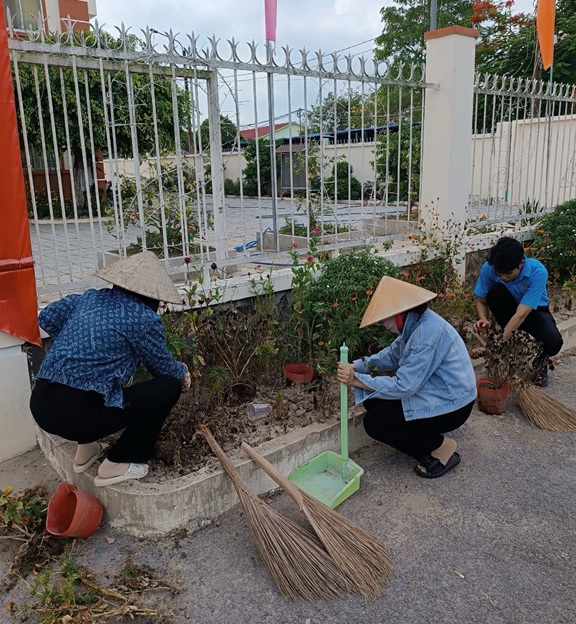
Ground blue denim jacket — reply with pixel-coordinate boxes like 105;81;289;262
37;287;186;408
353;308;477;420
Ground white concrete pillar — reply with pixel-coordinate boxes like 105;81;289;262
420;26;478;274
0;332;37;463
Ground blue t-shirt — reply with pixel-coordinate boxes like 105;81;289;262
473;255;549;309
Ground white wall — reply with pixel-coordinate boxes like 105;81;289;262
0;333;36;462
471;115;576;209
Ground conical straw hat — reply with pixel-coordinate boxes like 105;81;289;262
96;251;183;304
360;276;436;328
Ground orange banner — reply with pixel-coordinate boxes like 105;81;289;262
536;0;556;71
0;1;41;346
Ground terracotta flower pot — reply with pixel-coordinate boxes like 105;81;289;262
283;363;314;384
476;377;511;415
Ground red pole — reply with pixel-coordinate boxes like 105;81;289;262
0;1;41;346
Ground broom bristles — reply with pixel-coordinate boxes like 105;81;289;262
513;383;576;432
201;428;353;601
241;442;394;599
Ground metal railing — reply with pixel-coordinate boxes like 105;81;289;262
8;19;427;301
470;73;576;229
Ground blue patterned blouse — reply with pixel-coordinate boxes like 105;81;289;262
37;287;186;408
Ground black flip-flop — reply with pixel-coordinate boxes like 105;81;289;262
414;452;460;479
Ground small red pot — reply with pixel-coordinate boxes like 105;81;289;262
476;377;511;415
283;363;314;384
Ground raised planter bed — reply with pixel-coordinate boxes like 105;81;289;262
36;407;371;538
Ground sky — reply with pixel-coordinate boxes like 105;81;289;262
93;0;538;58
91;0;538;126
93;0;387;60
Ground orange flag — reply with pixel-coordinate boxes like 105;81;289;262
0;1;41;346
536;0;556;70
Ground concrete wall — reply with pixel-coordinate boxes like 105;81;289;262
0;332;36;462
471;115;576;209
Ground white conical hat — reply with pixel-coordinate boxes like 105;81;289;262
96;251;183;304
360;276;436;328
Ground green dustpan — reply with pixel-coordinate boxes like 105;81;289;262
288;343;364;509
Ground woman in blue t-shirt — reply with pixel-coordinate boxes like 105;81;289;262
473;236;563;386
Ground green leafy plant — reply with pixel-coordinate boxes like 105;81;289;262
304;248;399;363
323;159;363;201
112;157;207;258
530;199;576;283
402;210;476;336
0;485;46;537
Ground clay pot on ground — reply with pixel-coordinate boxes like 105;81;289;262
476;377;511;415
282;363;314;384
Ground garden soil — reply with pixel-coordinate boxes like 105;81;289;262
152;376;341;481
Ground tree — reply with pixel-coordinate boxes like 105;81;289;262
306;90;371;133
242;138;281;196
197;115;239;151
475;0;576;86
375;0;473;65
375;0;576;87
15;30;190;211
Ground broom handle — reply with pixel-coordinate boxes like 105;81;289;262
241;442;305;509
200;427;247;488
340;343;349;462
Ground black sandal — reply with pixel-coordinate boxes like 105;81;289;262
414;452;461;479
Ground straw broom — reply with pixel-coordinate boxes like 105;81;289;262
512;381;576;432
241;442;394;599
199;427;353;601
475;331;576;432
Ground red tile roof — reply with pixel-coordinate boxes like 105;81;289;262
240;123;290;140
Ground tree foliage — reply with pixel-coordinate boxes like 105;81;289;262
375;0;473;65
375;0;576;86
15;31;190;159
242;138;281;196
198;115;239;151
306;90;371;132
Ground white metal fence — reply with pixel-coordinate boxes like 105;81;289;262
8;19;576;303
8;20;428;301
470;74;576;227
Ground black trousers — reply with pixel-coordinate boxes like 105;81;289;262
362;398;474;461
30;376;182;463
486;283;563;357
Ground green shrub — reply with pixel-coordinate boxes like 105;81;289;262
323;160;362;200
531;199;576;283
304;249;399;362
224;178;241;196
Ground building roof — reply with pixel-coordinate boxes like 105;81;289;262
240;123;292;140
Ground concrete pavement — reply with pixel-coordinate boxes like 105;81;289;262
2;349;576;623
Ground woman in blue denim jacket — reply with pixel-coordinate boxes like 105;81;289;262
30;251;191;487
337;276;477;478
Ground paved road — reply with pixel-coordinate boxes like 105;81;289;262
3;350;576;624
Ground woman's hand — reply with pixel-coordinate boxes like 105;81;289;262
337;363;357;386
181;363;192;392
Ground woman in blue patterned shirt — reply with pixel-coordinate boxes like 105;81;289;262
30;251;191;487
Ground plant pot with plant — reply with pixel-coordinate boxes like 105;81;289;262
475;329;547;415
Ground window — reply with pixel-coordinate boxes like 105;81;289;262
5;0;43;31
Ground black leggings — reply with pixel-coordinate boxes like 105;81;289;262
30;376;182;463
363;398;474;461
487;283;563;357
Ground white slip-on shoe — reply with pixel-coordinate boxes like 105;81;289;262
73;443;110;474
93;463;149;487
